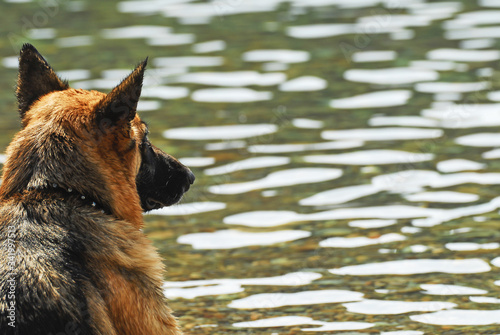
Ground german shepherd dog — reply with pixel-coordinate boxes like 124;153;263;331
0;44;194;334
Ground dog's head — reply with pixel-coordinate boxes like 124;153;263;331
2;44;194;223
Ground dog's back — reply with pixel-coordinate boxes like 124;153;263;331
0;196;104;335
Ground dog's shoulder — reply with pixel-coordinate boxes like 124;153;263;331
0;194;163;335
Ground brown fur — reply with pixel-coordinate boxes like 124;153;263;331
0;44;193;335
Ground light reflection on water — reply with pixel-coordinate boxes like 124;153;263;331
2;0;500;333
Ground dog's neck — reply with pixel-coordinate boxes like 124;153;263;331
103;179;145;229
21;183;145;229
35;183;113;216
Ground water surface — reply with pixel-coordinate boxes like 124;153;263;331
1;0;500;334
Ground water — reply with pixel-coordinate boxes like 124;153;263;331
1;0;500;334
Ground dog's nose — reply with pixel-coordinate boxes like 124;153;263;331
187;170;195;185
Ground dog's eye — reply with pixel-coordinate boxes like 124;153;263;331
140;139;153;154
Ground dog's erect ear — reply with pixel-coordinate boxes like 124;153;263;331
17;43;69;119
95;58;147;131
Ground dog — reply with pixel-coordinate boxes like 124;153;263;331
0;44;194;335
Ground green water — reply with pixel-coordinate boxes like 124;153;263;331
1;0;500;334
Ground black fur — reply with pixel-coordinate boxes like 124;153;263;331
17;43;69;119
